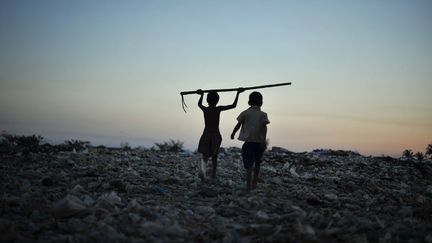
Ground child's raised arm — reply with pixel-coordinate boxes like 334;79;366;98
220;88;244;111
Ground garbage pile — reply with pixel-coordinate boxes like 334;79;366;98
1;147;431;242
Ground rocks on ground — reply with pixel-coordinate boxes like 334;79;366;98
0;147;431;242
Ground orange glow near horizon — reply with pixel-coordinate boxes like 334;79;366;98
1;1;431;157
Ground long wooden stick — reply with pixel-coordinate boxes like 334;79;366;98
180;82;291;112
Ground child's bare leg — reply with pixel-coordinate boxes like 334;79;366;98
252;160;261;190
200;156;208;181
211;155;217;179
246;168;253;193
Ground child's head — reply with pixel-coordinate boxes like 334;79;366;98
207;91;219;106
248;91;263;107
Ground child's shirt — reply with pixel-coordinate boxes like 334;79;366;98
237;106;270;143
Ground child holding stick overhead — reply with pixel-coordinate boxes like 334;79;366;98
197;88;244;181
231;92;269;192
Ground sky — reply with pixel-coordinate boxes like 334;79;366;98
0;0;431;157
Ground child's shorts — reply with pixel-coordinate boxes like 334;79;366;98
241;142;265;169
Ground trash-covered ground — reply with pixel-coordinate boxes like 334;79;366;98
1;147;432;242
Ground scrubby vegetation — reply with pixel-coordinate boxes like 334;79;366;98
153;139;184;152
62;139;91;152
0;132;44;154
2;131;430;164
1;132;186;155
0;132;92;154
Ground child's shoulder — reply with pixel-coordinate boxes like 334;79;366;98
239;108;250;115
259;110;268;118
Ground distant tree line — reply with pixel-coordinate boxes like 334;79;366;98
0;131;92;154
0;131;185;154
402;143;432;162
2;131;429;159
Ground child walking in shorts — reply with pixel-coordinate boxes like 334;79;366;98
231;91;269;192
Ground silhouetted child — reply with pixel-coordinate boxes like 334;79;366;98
197;88;244;181
231;91;269;192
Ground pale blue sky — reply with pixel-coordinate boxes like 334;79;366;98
1;0;431;156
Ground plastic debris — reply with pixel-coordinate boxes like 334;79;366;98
1;147;431;242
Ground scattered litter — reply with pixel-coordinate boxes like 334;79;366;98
1;147;431;242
